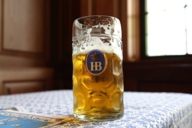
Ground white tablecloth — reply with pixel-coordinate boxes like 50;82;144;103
0;90;192;128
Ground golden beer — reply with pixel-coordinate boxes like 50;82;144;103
72;15;124;121
73;51;124;120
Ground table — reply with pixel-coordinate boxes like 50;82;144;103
0;90;192;128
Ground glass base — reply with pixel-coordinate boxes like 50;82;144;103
74;112;123;122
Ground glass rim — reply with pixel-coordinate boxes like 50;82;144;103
72;15;122;40
73;15;120;21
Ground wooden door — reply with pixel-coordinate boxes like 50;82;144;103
0;0;53;94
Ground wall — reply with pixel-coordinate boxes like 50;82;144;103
0;0;54;94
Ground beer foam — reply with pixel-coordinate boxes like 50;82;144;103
73;36;123;60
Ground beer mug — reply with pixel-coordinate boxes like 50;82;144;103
72;15;124;121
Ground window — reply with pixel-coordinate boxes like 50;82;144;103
145;0;192;56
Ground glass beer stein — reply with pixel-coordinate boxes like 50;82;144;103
72;15;124;121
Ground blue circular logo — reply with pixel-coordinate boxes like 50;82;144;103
86;50;107;75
